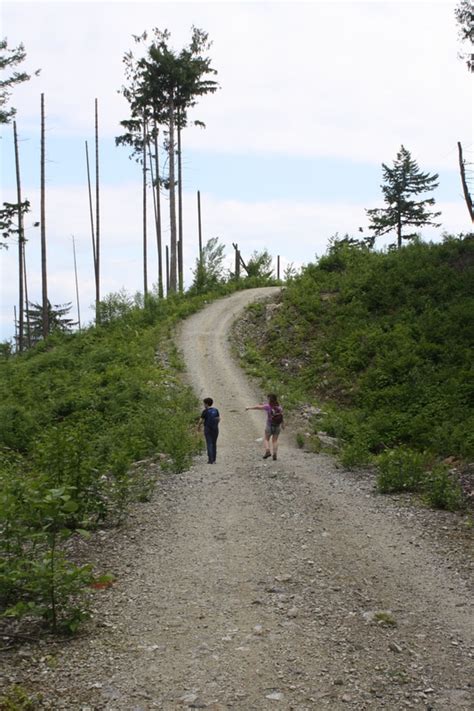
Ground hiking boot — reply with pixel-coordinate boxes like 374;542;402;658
273;454;277;460
263;451;271;459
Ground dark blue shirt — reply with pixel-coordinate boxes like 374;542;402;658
201;407;220;432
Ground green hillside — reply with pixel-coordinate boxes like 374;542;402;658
237;235;474;506
0;292;208;633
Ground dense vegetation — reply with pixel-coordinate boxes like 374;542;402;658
0;292;211;634
0;274;281;636
238;234;473;509
2;234;472;636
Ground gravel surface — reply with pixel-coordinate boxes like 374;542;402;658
1;287;473;710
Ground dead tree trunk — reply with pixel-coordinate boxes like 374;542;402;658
13;121;24;352
177;112;183;292
197;190;203;263
23;241;31;348
153;120;163;298
85;141;97;278
72;235;81;330
95;98;100;320
40;93;49;338
168;97;177;292
232;242;248;277
142;114;148;297
457;141;474;223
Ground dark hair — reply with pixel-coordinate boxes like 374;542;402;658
203;397;213;406
267;393;278;406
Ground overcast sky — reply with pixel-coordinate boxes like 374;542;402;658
1;0;472;340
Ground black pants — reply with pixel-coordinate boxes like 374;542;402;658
205;428;218;463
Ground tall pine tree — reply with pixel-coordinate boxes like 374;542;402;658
117;27;218;293
366;146;441;249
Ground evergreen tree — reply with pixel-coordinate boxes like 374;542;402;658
366;146;441;249
0;38;39;123
117;27;218;293
21;301;76;348
0;199;30;249
190;236;226;293
245;249;274;279
455;0;474;72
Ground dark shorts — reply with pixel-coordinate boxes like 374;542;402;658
265;424;281;437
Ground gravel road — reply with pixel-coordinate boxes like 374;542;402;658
1;288;473;710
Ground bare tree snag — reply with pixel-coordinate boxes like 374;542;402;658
457;141;474;223
40;93;49;338
95;98;100;320
197;190;203;263
13;121;24;351
142;114;148;296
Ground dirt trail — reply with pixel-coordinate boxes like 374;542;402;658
2;288;473;710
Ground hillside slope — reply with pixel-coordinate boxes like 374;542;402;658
1;288;472;710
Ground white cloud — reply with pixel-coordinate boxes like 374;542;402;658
3;1;472;168
1;1;472;341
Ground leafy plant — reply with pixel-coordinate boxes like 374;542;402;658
296;432;305;448
423;464;464;511
0;684;39;710
235;235;473;511
376;447;427;494
190;237;227;293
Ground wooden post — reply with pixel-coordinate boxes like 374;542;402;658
197;190;203;262
40;93;49;338
178;239;182;289
277;255;280;280
165;245;170;294
232;242;248;277
233;243;240;280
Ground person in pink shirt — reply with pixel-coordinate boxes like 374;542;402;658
246;393;283;460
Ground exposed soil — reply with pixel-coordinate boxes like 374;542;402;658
1;287;473;710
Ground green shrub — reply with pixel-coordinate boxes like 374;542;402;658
296;432;305;448
423;464;464;511
0;288;209;633
376;447;427;493
238;235;474;467
340;440;371;468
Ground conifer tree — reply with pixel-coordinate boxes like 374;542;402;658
117;27;218;293
22;301;76;348
0;38;39;124
455;0;474;72
366;146;441;249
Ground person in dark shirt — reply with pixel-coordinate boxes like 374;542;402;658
200;397;220;464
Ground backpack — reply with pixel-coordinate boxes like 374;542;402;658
270;406;283;425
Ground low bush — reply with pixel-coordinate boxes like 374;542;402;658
423;464;464;511
376;447;427;493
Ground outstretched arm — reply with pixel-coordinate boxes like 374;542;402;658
245;404;266;411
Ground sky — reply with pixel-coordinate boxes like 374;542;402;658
0;0;472;341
